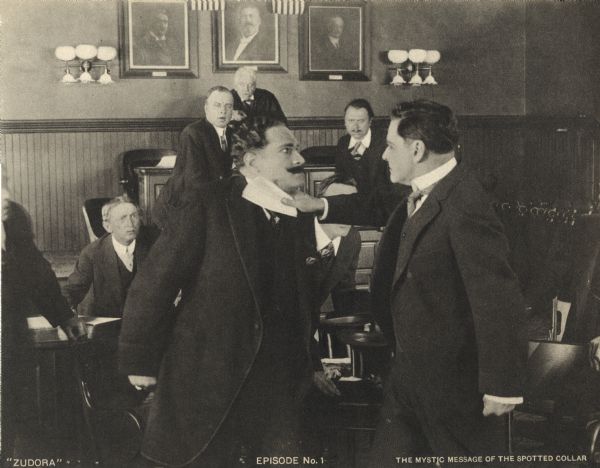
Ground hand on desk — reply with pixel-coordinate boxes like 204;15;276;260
313;370;340;397
59;316;87;341
129;375;157;391
281;193;325;214
590;336;600;372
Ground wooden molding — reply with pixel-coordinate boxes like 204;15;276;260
1;115;597;134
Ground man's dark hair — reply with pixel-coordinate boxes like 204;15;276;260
229;116;285;168
344;99;375;120
317;174;357;198
391;100;459;154
206;85;232;100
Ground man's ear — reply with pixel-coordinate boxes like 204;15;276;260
243;150;258;169
103;220;112;233
411;140;426;163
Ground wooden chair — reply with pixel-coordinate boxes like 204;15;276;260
82;197;111;242
74;340;150;465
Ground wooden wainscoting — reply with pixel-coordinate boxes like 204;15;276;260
1;116;598;254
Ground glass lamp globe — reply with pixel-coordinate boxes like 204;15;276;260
54;46;77;83
408;49;427;64
75;44;98;60
387;50;408;64
55;46;76;62
425;50;441;65
97;46;117;61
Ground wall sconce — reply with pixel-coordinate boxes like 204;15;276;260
388;49;441;86
54;44;117;84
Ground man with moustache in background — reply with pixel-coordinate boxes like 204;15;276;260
153;86;234;227
120;117;325;467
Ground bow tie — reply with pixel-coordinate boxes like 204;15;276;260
406;185;436;217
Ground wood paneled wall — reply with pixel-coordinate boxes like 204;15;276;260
1;116;598;253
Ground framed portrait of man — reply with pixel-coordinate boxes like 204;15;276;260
300;1;370;81
212;1;288;72
120;0;199;78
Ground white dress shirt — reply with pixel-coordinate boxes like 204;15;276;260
314;218;341;255
328;37;340;49
410;157;457;215
348;129;372;156
112;237;136;272
233;31;258;61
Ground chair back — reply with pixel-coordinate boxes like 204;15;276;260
118;148;177;202
525;340;587;400
301;145;338;165
83;197;111;242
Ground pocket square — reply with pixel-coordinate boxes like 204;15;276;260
305;256;318;265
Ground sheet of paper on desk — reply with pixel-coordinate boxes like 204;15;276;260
155;155;176;168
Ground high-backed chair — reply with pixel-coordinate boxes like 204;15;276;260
118;148;177;203
512;340;599;460
82;197;111;242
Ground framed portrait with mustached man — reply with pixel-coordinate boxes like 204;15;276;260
300;0;370;81
212;0;288;72
120;0;199;78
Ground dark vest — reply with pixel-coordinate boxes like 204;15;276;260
116;253;136;306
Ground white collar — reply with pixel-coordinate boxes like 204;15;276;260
149;31;166;41
242;175;297;217
314;217;341;255
239;30;258;46
112;236;136;256
329;36;340;47
348;128;372;149
411;157;457;192
212;124;226;137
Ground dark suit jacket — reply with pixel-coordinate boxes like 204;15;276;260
119;176;318;466
326;164;526;421
232;88;287;124
314;227;361;309
63;230;154;317
311;37;358;71
153;118;232;227
226;28;276;62
335;131;392;195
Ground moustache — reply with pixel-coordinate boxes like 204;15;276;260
287;165;305;174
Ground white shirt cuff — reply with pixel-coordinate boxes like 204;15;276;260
318;198;329;221
484;394;523;405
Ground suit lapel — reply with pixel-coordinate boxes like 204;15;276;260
390;164;465;291
225;177;261;305
101;235;123;303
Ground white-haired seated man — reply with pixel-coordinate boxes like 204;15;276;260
231;66;287;124
63;195;157;318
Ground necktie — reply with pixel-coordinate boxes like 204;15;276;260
124;245;134;272
244;100;253;108
265;209;281;231
350;142;363;159
220;134;228;152
407;184;437;217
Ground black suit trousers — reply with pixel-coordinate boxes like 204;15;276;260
368;359;508;467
